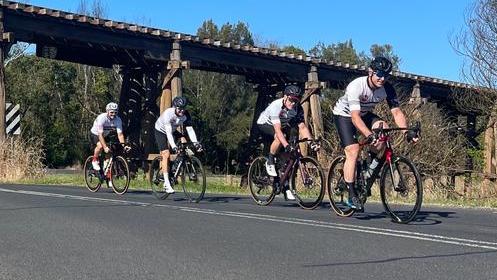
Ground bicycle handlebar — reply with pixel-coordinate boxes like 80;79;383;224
290;137;321;145
371;121;421;134
359;122;421;146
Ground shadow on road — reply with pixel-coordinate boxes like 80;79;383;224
303;250;497;268
347;210;457;225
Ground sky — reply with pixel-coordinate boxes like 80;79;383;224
22;0;474;82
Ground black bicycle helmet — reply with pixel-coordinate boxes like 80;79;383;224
370;56;393;73
283;85;303;100
172;96;187;108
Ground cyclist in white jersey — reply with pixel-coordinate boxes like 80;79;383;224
154;96;202;193
89;102;129;173
256;85;320;200
332;57;419;210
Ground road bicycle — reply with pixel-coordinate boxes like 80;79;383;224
83;142;131;195
248;137;325;210
149;142;206;203
327;123;422;223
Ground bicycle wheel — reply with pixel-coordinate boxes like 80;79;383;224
110;156;130;195
379;155;423;224
149;156;171;200
327;156;355;217
248;156;276;206
83;156;102;192
179;156;206;203
290;156;325;210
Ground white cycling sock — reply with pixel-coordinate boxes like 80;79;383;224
163;172;171;188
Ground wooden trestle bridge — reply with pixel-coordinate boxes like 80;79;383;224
0;1;477;164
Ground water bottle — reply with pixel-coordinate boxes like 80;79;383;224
364;158;380;179
170;159;179;175
103;159;110;172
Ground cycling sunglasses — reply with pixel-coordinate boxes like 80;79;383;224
373;70;390;79
287;96;300;104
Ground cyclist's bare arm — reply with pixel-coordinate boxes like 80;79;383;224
118;132;125;144
98;133;108;150
391;107;408;129
273;123;289;147
298;122;313;139
351;110;372;137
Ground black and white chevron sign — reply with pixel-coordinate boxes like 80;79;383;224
5;102;20;135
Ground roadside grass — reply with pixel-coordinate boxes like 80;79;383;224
7;173;497;209
13;172;250;196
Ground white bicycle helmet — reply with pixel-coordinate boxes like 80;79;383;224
106;102;118;112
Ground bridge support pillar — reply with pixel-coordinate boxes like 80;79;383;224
160;41;189;113
304;65;325;160
0;8;13;141
119;67;161;173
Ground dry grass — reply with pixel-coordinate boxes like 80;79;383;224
0;136;46;182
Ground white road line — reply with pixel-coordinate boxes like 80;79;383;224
1;187;497;250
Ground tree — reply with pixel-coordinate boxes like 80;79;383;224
280;45;306;56
185;20;257;173
451;0;497;192
309;40;366;65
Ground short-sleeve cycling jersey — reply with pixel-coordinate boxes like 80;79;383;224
90;113;123;136
256;98;304;128
154;107;192;134
332;76;399;117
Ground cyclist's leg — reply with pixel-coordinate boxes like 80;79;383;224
155;129;174;193
90;133;102;170
258;124;279;177
334;115;362;209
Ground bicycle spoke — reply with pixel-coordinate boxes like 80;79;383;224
110;156;130;195
248;157;276;206
380;156;422;223
327;156;356;217
149;156;171;200
84;156;101;192
180;156;206;203
291;157;324;210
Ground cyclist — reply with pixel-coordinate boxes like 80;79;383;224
89;102;129;177
256;85;320;200
332;56;419;210
154;96;202;194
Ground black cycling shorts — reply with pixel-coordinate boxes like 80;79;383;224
89;132;118;146
334;112;384;148
155;129;183;152
257;124;294;143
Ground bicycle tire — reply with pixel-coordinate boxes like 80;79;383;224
290;156;325;210
84;156;102;192
110;156;130;195
379;155;423;224
149;156;172;200
248;156;276;206
327;155;356;217
180;156;206;203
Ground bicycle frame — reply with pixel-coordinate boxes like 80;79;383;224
356;125;416;196
168;142;198;182
276;138;316;187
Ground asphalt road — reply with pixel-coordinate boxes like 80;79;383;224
0;184;496;280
